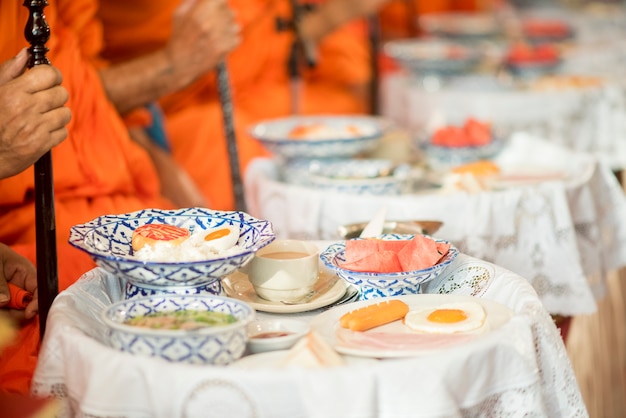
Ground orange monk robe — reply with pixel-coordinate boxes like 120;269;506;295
0;0;172;394
97;0;372;210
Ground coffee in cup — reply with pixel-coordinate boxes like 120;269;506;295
245;240;319;302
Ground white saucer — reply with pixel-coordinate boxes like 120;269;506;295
222;268;347;314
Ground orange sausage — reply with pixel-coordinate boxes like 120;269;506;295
340;300;410;332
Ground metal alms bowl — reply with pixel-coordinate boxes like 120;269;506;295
337;220;443;240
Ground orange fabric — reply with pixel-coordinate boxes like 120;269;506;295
97;0;372;210
0;0;172;394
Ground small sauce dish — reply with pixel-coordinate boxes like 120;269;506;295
246;319;310;354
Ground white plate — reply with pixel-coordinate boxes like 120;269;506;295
230;349;374;369
490;167;567;188
223;268;347;314
309;294;514;358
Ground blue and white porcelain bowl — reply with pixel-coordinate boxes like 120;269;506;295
249;115;386;159
124;280;224;300
422;139;505;171
320;234;458;300
69;208;275;295
505;59;562;79
101;294;254;364
282;158;411;196
384;39;481;77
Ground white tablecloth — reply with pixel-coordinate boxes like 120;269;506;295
243;135;626;316
380;5;626;172
32;249;587;417
381;72;626;172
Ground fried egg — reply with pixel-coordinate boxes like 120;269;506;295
200;225;240;252
404;301;487;334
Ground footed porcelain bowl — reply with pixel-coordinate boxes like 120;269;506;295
320;234;458;300
101;294;255;364
249;115;386;159
69;208;275;296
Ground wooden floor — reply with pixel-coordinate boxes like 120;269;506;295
568;268;626;417
566;172;626;418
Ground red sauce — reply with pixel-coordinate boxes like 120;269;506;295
252;331;293;339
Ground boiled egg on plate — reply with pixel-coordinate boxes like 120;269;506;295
404;301;487;334
200;225;240;252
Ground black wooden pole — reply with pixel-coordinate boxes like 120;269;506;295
23;0;58;339
216;62;247;212
276;1;317;115
368;15;381;116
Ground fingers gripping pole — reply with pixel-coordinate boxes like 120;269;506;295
23;0;58;339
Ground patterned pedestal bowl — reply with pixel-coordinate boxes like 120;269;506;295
69;207;275;298
320;234;459;300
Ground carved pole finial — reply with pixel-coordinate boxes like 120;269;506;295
23;0;50;67
23;0;58;340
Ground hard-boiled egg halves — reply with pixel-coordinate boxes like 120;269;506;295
201;225;240;252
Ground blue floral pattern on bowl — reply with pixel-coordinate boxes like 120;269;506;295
320;234;459;300
422;138;505;171
101;294;254;364
249;115;385;159
282;158;411;196
69;208;275;291
124;280;223;299
384;39;481;77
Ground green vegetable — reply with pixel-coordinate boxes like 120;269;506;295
125;309;237;330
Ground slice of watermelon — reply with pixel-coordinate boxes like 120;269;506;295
341;250;403;273
464;118;492;146
436;241;450;256
345;239;411;263
397;235;445;271
377;239;411;253
345;239;380;263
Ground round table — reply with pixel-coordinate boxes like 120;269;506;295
380;5;626;173
32;248;586;417
243;136;626;316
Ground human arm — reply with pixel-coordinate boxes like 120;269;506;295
299;0;390;44
98;0;240;115
0;243;38;322
0;48;71;179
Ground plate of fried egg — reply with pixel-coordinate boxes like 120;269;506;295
309;294;513;358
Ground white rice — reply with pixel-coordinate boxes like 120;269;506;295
134;230;245;262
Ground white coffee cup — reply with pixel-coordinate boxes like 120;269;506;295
245;240;319;302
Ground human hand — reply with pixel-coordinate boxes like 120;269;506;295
301;0;390;43
0;48;72;179
0;243;38;322
166;0;241;87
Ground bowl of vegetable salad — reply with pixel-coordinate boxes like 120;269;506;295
101;294;255;364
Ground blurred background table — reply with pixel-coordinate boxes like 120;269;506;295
244;134;626;317
31;248;586;417
381;72;626;172
380;2;626;173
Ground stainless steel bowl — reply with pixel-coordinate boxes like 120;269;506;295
337;220;443;240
